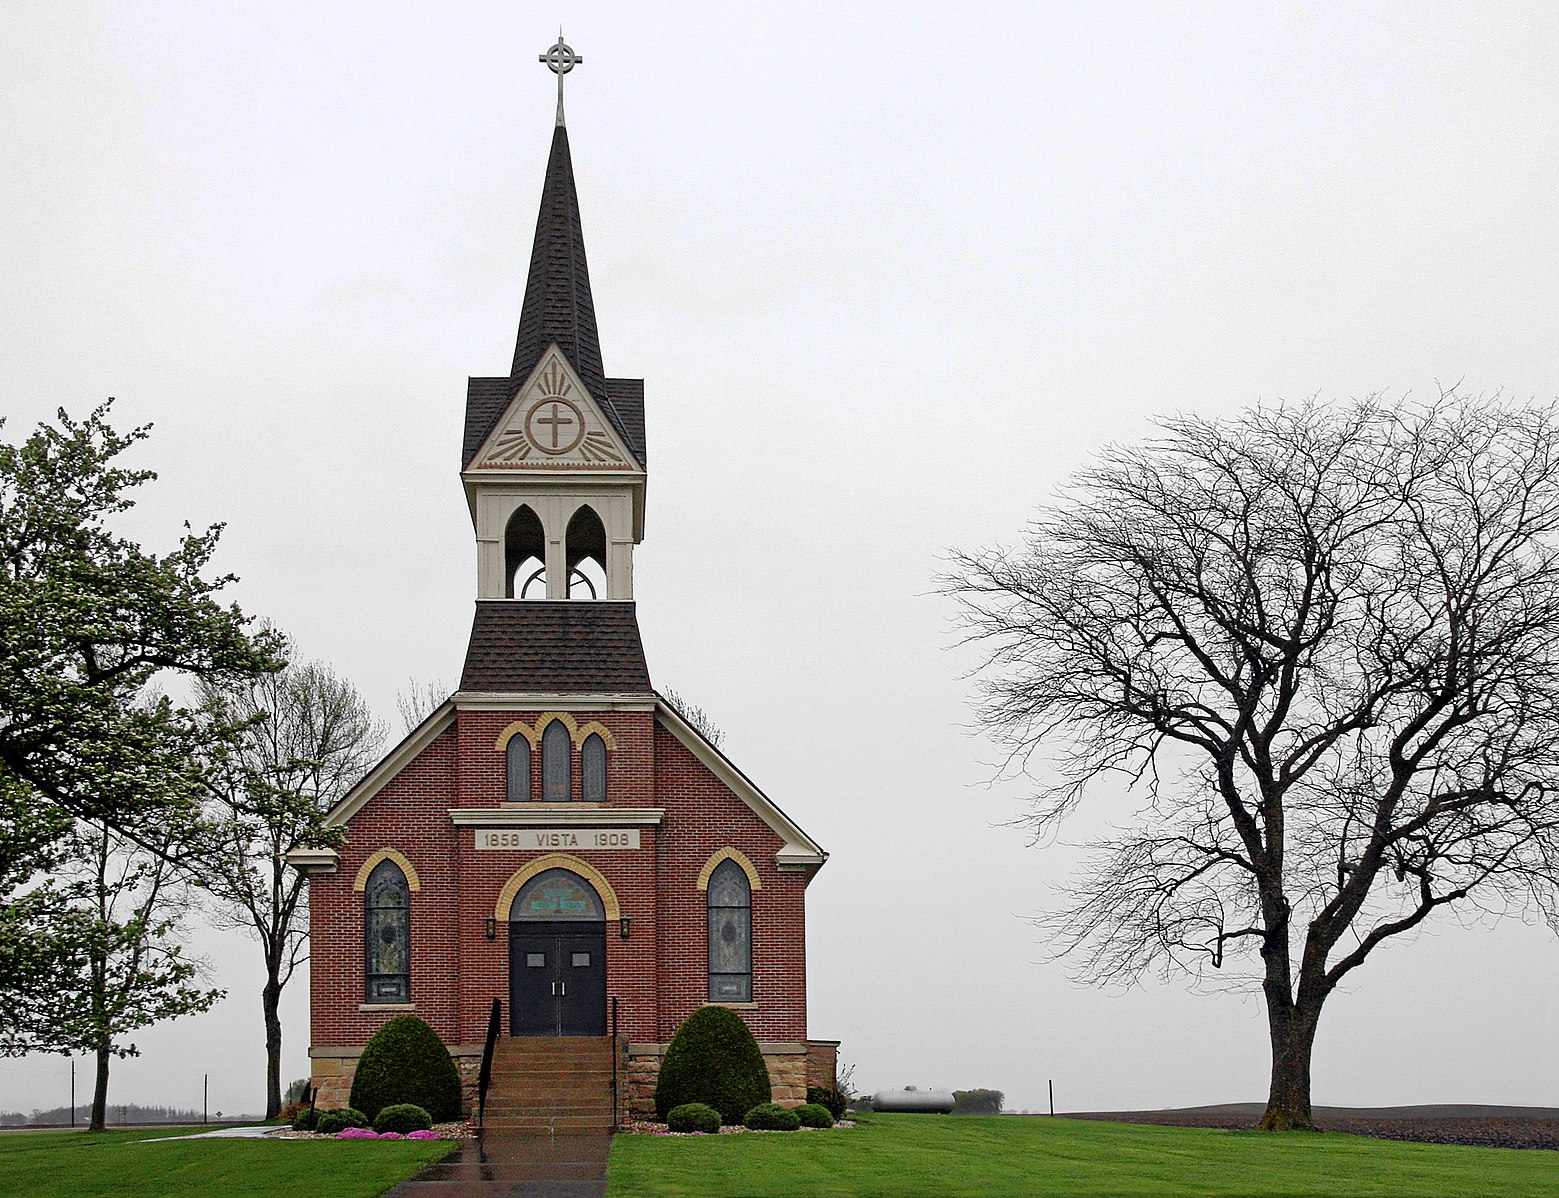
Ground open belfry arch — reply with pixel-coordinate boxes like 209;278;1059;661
289;36;833;1126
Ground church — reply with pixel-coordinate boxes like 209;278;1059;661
287;41;833;1125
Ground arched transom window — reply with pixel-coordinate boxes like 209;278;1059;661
707;859;752;1002
510;868;606;921
365;859;410;1003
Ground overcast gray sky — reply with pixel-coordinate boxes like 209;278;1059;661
4;2;1559;1119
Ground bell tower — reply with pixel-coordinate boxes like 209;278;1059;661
461;37;647;604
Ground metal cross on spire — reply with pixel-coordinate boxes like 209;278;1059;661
540;33;582;127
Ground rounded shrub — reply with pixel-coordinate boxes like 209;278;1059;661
806;1086;846;1122
743;1102;801;1131
665;1103;722;1134
373;1103;433;1134
655;1006;772;1125
349;1014;463;1123
795;1103;833;1128
315;1107;369;1135
290;1106;319;1132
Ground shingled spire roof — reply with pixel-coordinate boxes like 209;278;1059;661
462;121;646;470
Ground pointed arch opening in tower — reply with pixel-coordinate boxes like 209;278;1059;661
505;504;547;599
565;504;608;600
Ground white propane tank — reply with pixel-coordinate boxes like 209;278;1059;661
871;1086;955;1113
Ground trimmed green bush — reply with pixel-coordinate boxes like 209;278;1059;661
349;1014;463;1123
315;1107;369;1135
373;1103;433;1134
795;1102;833;1128
290;1107;319;1132
666;1103;722;1134
654;1006;772;1125
744;1102;801;1131
807;1086;846;1122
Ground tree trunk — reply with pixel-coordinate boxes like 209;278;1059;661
1258;1002;1320;1130
89;1045;110;1132
263;976;283;1120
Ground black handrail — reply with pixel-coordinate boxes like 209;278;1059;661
477;997;501;1130
610;996;620;1131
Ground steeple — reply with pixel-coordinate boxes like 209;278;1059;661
510;122;607;405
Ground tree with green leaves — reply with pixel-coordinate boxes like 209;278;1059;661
196;649;384;1119
14;816;222;1130
0;401;279;1071
0;402;282;844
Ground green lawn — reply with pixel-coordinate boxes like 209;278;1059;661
0;1126;452;1198
606;1113;1559;1198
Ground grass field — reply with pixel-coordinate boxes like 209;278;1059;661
0;1126;451;1198
606;1113;1559;1197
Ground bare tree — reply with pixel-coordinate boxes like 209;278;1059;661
196;649;384;1119
947;394;1559;1130
660;688;725;749
395;677;449;734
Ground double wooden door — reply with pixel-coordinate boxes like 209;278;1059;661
509;920;607;1036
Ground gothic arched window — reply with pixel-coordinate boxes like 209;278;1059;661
506;734;531;803
504;504;547;599
581;733;607;802
365;859;410;1003
707;859;752;1002
542;720;571;802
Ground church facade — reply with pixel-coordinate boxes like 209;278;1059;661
288;68;832;1121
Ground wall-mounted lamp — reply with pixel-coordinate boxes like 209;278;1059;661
619;916;631;940
486;917;497;942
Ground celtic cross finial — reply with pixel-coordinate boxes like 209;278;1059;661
540;34;582;127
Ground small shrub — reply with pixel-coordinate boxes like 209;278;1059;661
290;1106;319;1132
283;1077;312;1107
315;1107;369;1135
795;1102;833;1128
743;1102;801;1131
349;1014;463;1123
666;1103;721;1134
373;1103;433;1134
655;1006;772;1125
807;1086;846;1122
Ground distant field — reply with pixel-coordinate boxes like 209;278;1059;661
607;1112;1559;1197
0;1126;450;1198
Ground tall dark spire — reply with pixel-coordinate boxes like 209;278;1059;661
510;123;606;402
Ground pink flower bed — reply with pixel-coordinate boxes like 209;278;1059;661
334;1126;441;1141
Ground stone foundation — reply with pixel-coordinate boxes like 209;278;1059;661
622;1039;841;1119
312;1036;841;1124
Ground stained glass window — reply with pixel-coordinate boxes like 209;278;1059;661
506;735;531;803
542;721;571;802
582;733;607;802
364;859;410;1003
512;868;605;921
707;859;751;1002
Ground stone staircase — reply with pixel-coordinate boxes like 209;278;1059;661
482;1036;617;1134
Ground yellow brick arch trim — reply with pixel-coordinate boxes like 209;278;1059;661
696;847;762;892
493;854;621;921
352;848;422;892
575;720;618;750
534;712;581;740
495;720;539;751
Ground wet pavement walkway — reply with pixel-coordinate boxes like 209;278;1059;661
383;1131;610;1198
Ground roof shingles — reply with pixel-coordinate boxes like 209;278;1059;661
460;601;652;694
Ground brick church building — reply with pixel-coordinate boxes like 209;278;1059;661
287;47;833;1124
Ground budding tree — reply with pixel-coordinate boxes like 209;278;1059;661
947;394;1559;1130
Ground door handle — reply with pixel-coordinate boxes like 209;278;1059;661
551;981;558;996
560;982;566;996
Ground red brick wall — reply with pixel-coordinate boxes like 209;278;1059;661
308;706;810;1059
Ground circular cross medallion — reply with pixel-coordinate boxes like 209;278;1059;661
526;397;586;455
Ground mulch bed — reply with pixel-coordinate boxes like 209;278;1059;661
268;1120;473;1140
618;1119;854;1136
1068;1110;1559;1151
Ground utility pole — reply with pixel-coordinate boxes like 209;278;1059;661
1048;1079;1054;1117
203;1075;208;1125
69;1061;75;1128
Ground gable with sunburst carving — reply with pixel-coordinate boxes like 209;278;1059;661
471;350;635;471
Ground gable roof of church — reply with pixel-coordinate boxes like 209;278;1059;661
460;601;653;694
462;124;645;469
